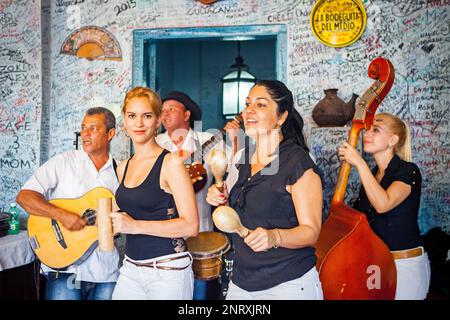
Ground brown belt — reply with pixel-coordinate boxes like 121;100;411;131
391;247;424;260
125;254;192;271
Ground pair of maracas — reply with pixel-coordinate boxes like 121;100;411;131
207;149;249;238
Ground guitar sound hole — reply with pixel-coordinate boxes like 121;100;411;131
82;209;97;226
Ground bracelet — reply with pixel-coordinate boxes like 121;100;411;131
273;228;282;249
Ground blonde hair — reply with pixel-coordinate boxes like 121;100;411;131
378;112;411;161
122;87;162;117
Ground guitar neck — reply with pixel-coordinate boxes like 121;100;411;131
190;131;224;163
202;128;226;150
191;114;241;162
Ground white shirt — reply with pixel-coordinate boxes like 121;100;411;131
156;129;228;232
21;150;120;282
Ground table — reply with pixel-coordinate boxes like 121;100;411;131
0;230;38;299
0;230;34;272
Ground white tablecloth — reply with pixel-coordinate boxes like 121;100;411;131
0;231;34;272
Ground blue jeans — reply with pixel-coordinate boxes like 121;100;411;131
45;273;116;300
193;279;207;300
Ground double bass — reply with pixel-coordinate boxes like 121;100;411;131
315;57;397;299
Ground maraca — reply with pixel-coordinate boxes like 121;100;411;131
212;205;249;238
206;148;228;192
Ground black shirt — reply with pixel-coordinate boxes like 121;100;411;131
353;154;423;251
115;150;187;260
228;138;322;291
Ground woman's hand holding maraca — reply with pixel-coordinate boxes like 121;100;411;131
206;183;229;207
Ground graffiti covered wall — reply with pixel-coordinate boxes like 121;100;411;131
2;0;449;233
0;0;42;213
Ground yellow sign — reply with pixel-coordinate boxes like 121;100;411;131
310;0;366;48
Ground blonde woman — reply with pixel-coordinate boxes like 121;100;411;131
111;87;198;300
338;112;430;300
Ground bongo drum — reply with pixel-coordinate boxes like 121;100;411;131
187;231;230;280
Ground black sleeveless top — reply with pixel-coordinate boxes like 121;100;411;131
228;139;323;291
115;149;186;260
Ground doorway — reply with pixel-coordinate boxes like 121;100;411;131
132;25;287;131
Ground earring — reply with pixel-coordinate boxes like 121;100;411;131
388;144;392;149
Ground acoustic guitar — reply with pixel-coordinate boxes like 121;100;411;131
27;187;115;269
186;114;242;193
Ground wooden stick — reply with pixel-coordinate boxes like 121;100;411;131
97;198;114;252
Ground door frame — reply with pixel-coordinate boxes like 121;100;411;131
132;24;287;89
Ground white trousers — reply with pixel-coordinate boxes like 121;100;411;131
112;252;194;300
394;251;431;300
226;267;323;300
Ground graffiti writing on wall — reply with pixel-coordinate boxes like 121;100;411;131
0;1;41;213
2;0;445;232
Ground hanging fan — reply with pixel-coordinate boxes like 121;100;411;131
60;26;122;61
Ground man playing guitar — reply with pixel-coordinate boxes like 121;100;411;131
16;107;120;300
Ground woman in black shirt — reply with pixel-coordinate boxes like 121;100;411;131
207;80;323;300
338;112;430;300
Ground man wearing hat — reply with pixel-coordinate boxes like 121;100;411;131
156;91;225;233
